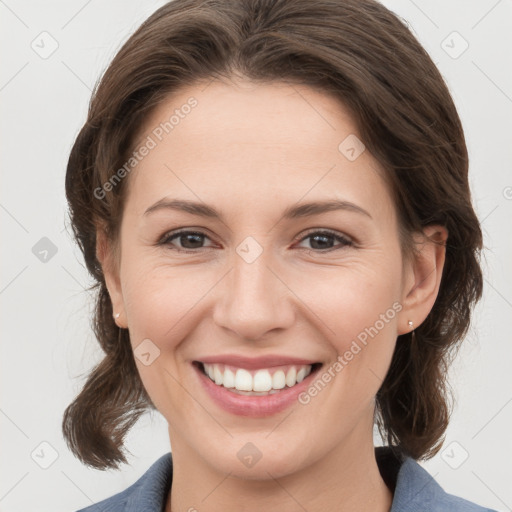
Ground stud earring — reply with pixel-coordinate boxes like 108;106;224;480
113;312;120;319
408;320;416;343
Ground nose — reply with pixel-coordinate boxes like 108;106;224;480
212;250;295;341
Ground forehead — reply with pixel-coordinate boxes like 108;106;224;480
139;79;359;154
123;79;394;223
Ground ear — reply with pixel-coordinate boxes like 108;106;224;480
96;227;127;328
398;224;448;335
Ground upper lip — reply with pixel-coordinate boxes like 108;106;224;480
195;354;320;369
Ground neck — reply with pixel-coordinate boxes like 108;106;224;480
165;430;393;512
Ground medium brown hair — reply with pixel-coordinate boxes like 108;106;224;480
62;0;483;470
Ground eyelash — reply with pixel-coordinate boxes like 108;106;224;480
157;228;354;254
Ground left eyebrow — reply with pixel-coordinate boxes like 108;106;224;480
282;199;372;220
143;198;372;221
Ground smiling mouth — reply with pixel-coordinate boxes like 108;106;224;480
194;361;322;396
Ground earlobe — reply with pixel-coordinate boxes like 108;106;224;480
398;225;448;335
96;228;127;328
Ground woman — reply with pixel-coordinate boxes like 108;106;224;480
62;0;497;510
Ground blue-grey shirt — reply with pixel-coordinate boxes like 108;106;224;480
76;447;497;511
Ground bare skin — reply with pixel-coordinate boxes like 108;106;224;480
97;78;447;512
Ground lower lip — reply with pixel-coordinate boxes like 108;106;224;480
193;363;320;417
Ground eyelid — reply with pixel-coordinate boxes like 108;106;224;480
294;227;353;244
159;228;217;249
293;228;354;253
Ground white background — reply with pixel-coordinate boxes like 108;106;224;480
1;1;511;511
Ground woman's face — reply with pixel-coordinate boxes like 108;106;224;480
101;79;435;479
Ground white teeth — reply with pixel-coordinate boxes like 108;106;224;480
272;370;286;390
202;363;314;393
285;367;297;387
214;366;223;385
296;367;306;383
223;368;235;388
253;370;273;392
235;368;253;391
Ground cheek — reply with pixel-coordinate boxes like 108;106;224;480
301;258;401;342
120;264;196;413
301;260;401;398
121;256;199;338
